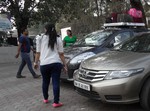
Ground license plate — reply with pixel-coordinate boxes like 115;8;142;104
74;80;90;91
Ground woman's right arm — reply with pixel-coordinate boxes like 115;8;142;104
59;52;66;66
59;52;67;72
58;37;67;72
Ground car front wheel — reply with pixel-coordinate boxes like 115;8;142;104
140;78;150;111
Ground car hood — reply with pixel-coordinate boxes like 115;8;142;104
81;51;150;71
64;46;94;59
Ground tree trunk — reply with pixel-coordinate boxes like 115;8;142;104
94;0;100;29
16;17;29;38
9;0;31;38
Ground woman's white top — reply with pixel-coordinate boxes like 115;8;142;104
36;34;63;66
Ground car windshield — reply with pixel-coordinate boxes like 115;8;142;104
117;33;150;53
75;30;113;46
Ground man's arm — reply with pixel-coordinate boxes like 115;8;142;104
30;46;35;52
15;43;22;58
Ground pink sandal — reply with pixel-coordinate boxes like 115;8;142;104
43;99;49;104
52;103;63;108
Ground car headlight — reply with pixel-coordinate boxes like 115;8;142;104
73;69;79;79
105;68;144;80
70;52;96;64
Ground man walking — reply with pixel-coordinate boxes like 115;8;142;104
15;28;41;79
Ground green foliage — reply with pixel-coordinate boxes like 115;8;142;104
0;0;71;36
0;0;149;36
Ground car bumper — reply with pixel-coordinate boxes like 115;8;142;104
74;75;141;104
60;63;80;80
60;69;76;81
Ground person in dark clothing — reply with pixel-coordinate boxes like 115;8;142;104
105;16;112;23
15;28;41;79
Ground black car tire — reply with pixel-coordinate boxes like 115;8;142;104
140;78;150;111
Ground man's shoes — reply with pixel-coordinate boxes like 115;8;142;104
33;74;41;79
16;75;26;78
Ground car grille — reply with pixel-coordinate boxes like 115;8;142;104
78;68;109;82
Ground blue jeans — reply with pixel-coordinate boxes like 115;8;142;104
17;52;36;76
40;63;62;103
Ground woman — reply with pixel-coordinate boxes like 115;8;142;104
63;30;77;47
128;3;143;23
34;24;67;108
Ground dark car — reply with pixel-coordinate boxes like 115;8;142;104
61;23;148;81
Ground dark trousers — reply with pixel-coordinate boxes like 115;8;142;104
40;63;62;103
17;52;36;76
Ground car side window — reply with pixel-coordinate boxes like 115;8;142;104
133;32;140;36
113;32;131;46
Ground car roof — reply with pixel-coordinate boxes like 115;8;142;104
85;26;149;38
104;27;148;31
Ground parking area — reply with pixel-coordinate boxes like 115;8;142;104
0;63;145;111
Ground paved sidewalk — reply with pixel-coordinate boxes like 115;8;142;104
0;63;145;111
0;46;34;64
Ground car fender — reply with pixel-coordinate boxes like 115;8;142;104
139;72;150;95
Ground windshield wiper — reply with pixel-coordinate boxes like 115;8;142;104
135;51;150;53
111;49;124;52
86;45;97;47
73;44;97;47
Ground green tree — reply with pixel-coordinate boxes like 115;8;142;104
1;0;149;38
0;0;68;37
0;0;42;37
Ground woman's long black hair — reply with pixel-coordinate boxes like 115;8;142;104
45;24;57;50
